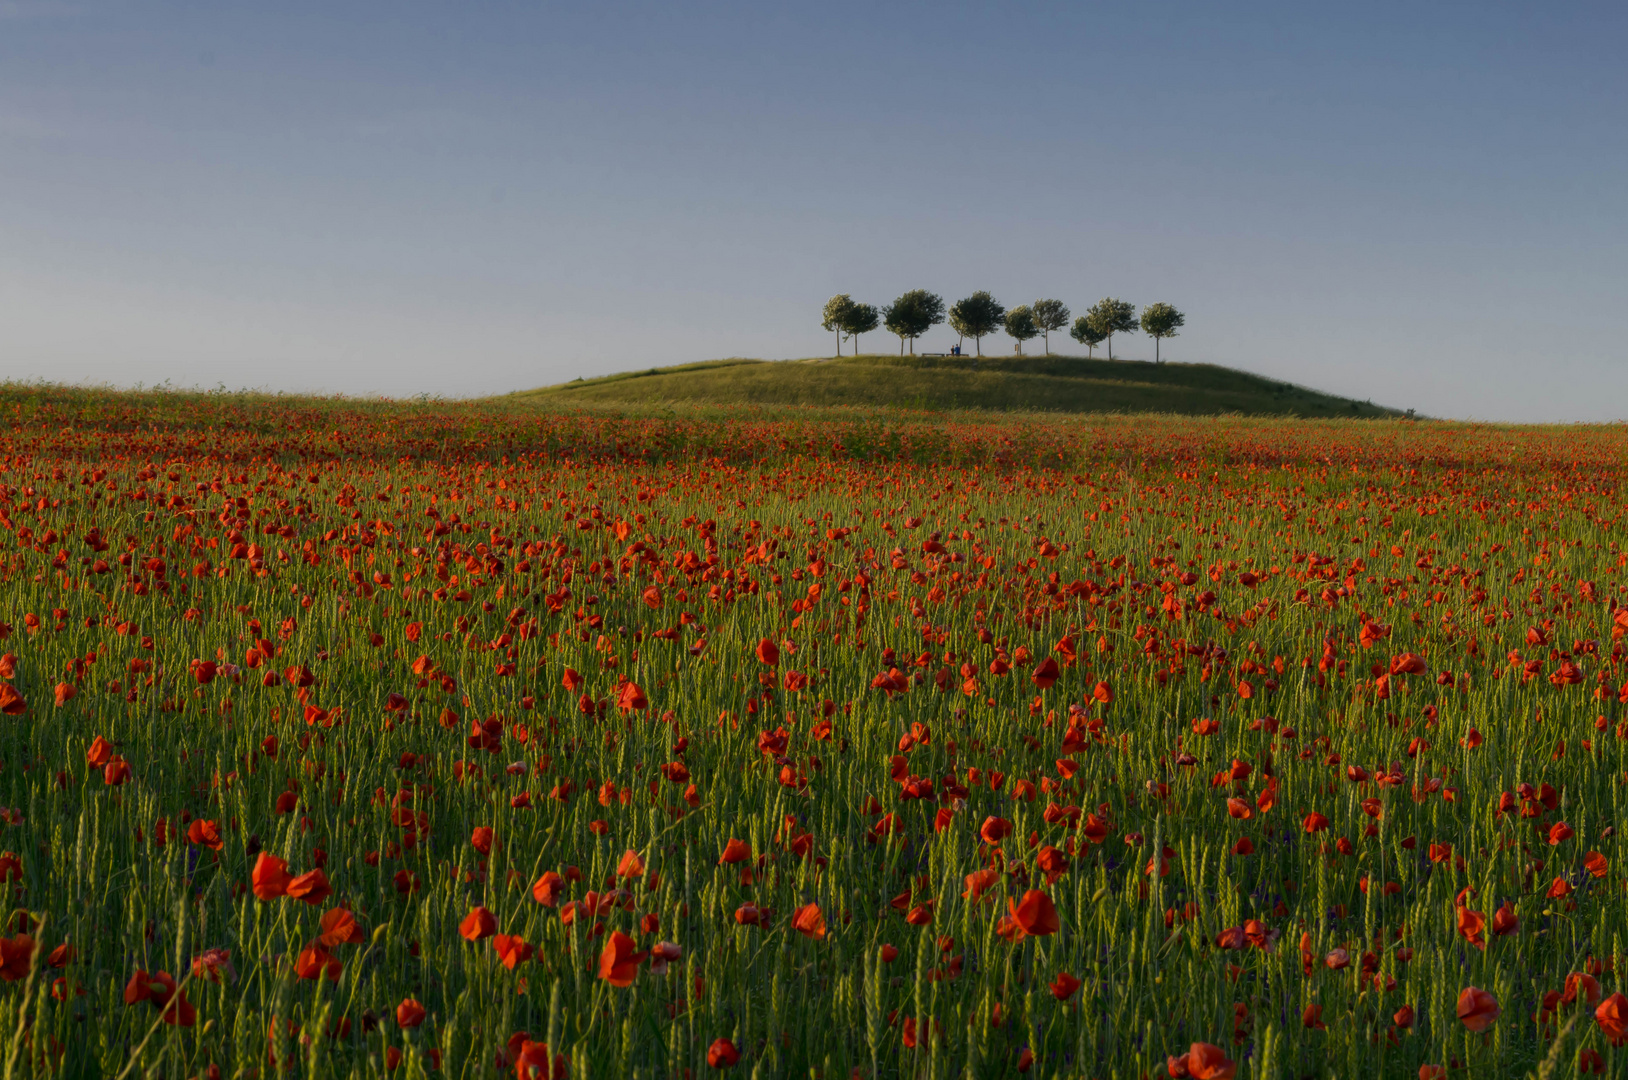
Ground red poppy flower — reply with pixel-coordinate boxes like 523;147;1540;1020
459;906;498;942
190;948;234;983
294;946;340;982
123;969;195;1027
791;903;826;939
707;1037;741;1068
531;872;564;907
616;681;647;713
978;817;1013;845
285;869;332;906
1565;972;1602;1007
1456;986;1499;1032
1008;890;1059;939
1598;992;1628;1046
513;1040;569;1080
86;736;112;769
396;997;427;1028
0;685;27;716
186;819;224;852
493;934;534;969
1456;907;1486;950
598;931;646;987
251;853;293;901
319;908;364;946
1186;1042;1236;1079
0;936;34;982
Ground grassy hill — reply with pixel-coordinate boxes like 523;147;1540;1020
511;354;1403;418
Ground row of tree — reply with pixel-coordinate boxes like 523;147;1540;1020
820;292;1187;362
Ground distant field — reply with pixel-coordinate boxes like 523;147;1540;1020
511;354;1403;418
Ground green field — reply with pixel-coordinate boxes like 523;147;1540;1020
4;387;1628;1078
511;354;1403;418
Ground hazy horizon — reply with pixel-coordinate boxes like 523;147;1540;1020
2;1;1625;422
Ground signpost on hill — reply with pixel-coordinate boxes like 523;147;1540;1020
1004;305;1038;355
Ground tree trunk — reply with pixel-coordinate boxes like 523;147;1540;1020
1155;336;1160;363
909;337;914;356
1043;332;1049;355
834;330;841;358
975;336;982;357
900;338;905;356
1107;334;1113;361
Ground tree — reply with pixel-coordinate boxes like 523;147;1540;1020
947;291;1005;356
1085;297;1138;360
883;290;946;356
1140;302;1185;364
822;295;856;358
841;302;879;355
1004;305;1038;355
1069;315;1107;357
1030;299;1070;355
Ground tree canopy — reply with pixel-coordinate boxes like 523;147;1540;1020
840;302;880;355
825;290;1183;362
821;295;856;357
883;290;946;355
1030;299;1070;355
1069;315;1108;358
1140;302;1185;364
1085;298;1138;360
947;292;1005;356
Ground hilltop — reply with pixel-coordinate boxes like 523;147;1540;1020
510;354;1402;418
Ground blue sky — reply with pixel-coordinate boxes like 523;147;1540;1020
1;1;1624;420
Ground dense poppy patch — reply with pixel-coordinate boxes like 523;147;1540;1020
0;391;1626;1075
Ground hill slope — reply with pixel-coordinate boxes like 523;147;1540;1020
511;354;1401;418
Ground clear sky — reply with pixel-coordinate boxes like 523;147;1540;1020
1;1;1624;421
